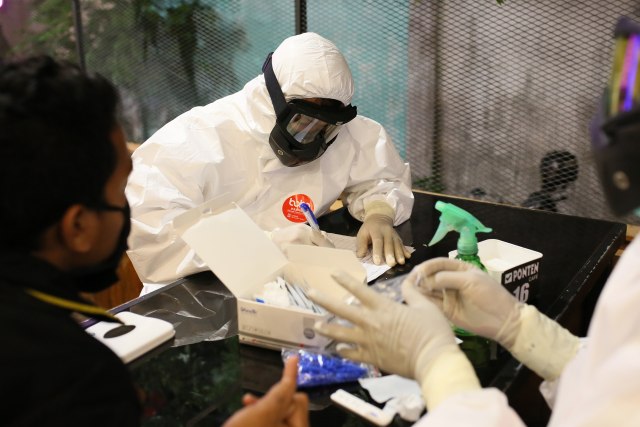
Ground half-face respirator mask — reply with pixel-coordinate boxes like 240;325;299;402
262;52;357;167
591;16;640;216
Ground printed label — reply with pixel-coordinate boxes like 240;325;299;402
282;194;314;223
502;261;540;302
502;260;541;303
504;262;539;285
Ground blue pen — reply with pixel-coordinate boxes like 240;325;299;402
299;202;320;231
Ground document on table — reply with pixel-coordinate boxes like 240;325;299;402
327;233;415;282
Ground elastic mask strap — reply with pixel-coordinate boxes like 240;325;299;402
92;202;128;214
26;288;124;325
262;52;290;121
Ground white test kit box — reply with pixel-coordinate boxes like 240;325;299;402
175;202;366;351
450;239;543;303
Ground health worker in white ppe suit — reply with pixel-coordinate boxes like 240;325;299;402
126;32;413;287
308;16;640;427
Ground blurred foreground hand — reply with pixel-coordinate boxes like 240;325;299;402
309;271;480;410
222;356;309;427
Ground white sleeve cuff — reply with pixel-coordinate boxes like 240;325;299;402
509;304;580;381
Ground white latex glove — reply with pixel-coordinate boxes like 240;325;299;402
403;257;581;381
267;223;334;252
308;271;480;410
356;201;411;267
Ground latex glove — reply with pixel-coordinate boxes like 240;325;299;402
308;271;480;410
356;201;411;267
403;257;580;381
223;356;309;427
268;223;334;252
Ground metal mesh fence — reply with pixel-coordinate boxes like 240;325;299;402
4;0;640;224
80;0;295;142
400;0;640;225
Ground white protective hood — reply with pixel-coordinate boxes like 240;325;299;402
273;32;354;105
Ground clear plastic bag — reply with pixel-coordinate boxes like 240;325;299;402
282;348;379;388
369;273;408;303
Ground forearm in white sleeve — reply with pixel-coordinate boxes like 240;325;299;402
126;148;209;284
538;338;588;409
345;181;413;223
413;388;526;427
341;118;414;224
127;214;208;284
504;304;581;382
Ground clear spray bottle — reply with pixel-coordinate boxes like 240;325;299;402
428;201;493;367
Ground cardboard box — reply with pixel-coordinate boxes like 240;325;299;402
175;202;366;350
450;239;542;303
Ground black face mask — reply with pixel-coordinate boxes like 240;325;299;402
70;202;131;293
262;52;358;167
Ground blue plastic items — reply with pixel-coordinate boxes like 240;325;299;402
282;349;376;388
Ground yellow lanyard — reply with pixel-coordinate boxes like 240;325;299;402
26;288;124;324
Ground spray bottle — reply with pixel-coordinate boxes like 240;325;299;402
428;201;492;270
428;201;493;367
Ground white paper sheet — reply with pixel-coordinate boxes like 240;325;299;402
140;231;412;296
358;374;422;403
328;233;414;282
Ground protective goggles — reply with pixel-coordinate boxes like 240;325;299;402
590;16;640;215
606;17;640;118
284;99;347;145
262;52;357;166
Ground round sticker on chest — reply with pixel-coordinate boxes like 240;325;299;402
282;194;315;222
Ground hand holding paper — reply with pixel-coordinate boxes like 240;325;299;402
357;201;411;267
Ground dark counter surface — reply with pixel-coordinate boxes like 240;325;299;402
119;191;626;426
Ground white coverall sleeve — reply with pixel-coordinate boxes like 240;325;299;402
412;388;525;427
341;116;414;225
412;236;640;427
542;234;640;427
126;130;212;284
538;338;587;409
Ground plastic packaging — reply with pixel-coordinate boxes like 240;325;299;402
282;349;379;388
129;272;237;347
428;201;493;367
253;276;325;314
369;274;406;303
382;394;425;422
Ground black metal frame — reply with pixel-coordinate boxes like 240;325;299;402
295;0;306;34
71;0;85;71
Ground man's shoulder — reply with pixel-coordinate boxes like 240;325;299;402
0;288;139;426
139;99;247;148
348;114;382;126
0;287;120;363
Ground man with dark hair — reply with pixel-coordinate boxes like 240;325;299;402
0;55;308;427
0;55;139;426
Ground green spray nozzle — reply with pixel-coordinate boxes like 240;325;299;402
428;201;492;255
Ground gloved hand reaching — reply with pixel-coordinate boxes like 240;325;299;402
403;257;521;347
403;258;581;381
308;271;480;410
268;223;334;252
356;201;411;266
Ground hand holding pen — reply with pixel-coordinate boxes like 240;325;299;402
300;202;334;248
299;202;320;230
